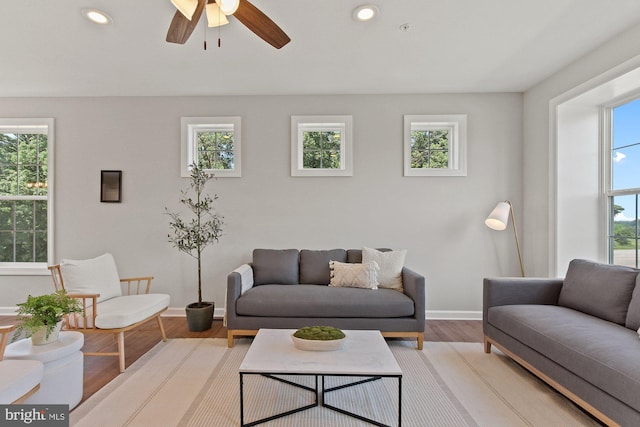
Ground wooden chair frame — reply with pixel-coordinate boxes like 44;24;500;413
0;325;41;403
48;265;168;373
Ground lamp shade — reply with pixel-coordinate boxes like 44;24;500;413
485;201;510;231
216;0;240;15
171;0;199;19
205;2;229;27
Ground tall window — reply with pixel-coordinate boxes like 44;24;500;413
0;119;53;272
608;99;640;268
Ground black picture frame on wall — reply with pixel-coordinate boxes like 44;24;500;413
101;170;122;203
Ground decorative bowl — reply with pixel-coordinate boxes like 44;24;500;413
291;334;347;351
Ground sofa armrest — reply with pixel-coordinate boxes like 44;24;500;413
483;277;563;333
226;264;254;327
402;267;425;325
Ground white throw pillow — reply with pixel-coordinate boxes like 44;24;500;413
60;253;122;304
362;247;406;292
329;261;379;290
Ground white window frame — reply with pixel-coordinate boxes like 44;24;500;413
180;116;241;178
603;97;640;267
403;114;467;177
0;118;54;275
291;115;353;177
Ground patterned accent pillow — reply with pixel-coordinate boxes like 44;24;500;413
362;247;406;292
329;261;379;289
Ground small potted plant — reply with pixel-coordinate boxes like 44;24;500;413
292;326;347;351
166;164;224;332
13;291;82;345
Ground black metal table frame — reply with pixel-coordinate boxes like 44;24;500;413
239;372;402;427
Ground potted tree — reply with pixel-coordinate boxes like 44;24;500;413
166;164;224;332
13;291;82;345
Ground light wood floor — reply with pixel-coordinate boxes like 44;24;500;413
0;316;483;406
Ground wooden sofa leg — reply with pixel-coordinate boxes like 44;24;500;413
227;330;234;348
417;332;424;350
484;336;492;354
117;332;126;373
156;315;168;342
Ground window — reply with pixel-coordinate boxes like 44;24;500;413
181;117;241;177
607;99;640;268
0;118;54;274
291;116;353;177
403;115;467;176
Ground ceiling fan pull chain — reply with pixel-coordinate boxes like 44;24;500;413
203;15;207;50
218;8;222;48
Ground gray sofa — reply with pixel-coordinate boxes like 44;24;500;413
483;259;640;426
226;248;425;349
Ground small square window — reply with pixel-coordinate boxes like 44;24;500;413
291;116;353;177
403;115;467;177
181;117;241;177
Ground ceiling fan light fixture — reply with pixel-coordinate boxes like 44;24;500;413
353;5;379;21
216;0;240;15
205;2;229;27
81;8;113;25
171;0;199;20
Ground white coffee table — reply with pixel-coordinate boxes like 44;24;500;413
239;329;402;426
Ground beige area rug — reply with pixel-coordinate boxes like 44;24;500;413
71;339;599;427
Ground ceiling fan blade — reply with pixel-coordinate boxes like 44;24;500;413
166;0;206;44
233;0;291;49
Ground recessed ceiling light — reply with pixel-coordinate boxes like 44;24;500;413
353;5;379;21
81;8;113;25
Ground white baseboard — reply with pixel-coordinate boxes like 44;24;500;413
426;310;482;320
1;307;482;321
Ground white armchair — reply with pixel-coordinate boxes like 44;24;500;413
0;325;44;404
49;253;170;373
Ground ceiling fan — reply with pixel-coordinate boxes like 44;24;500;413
167;0;291;49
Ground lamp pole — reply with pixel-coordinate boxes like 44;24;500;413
507;201;525;277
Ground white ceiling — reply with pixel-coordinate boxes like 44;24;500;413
2;0;640;97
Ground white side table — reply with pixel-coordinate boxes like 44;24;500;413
5;331;84;409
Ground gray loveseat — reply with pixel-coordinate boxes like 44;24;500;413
484;259;640;426
226;248;425;349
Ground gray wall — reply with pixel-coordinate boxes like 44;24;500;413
523;22;640;277
0;93;523;318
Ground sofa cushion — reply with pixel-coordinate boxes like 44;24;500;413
252;249;300;286
0;360;43;404
625;274;640;330
329;261;378;289
347;248;391;263
60;253;122;305
362;247;406;292
236;284;415;318
558;259;638;324
299;249;347;284
488;304;640;413
93;294;170;329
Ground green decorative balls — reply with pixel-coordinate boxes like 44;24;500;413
294;326;346;341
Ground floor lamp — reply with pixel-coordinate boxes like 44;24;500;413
485;200;525;277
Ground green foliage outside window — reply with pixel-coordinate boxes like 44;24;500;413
302;131;341;169
411;130;449;169
0;131;48;263
613;204;639;249
197;131;234;170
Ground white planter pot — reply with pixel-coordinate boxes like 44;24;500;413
31;321;63;346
